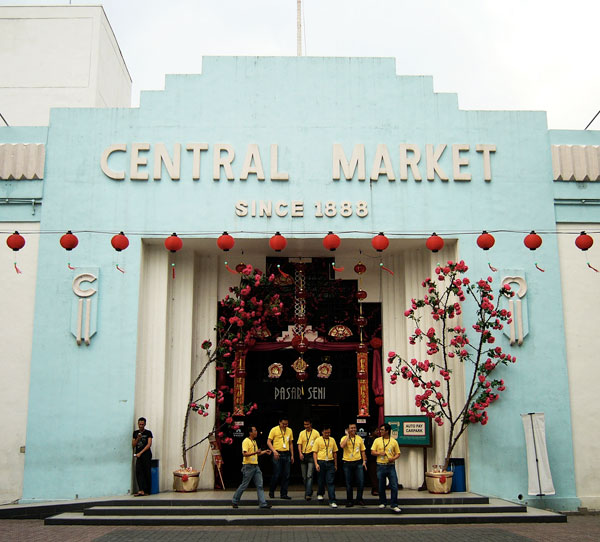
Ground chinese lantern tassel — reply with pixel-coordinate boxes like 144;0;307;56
379;263;394;275
488;262;498;272
116;264;125;273
14;262;22;274
277;264;290;278
535;263;545;272
587;262;599;273
225;262;238;274
172;262;176;279
68;262;75;270
332;263;345;272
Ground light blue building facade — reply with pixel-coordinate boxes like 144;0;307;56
2;57;599;510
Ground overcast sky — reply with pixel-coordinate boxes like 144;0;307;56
4;0;599;129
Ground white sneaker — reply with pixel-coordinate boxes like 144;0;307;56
330;502;338;508
317;495;324;501
378;504;386;509
392;506;402;513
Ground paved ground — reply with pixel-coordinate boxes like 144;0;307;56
2;516;600;542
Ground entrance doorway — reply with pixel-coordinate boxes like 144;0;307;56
218;257;382;488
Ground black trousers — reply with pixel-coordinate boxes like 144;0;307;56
135;453;152;494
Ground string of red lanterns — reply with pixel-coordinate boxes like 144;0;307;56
5;229;598;273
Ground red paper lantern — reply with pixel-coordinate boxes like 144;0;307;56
296;371;309;382
476;231;495;251
523;231;542;251
6;231;25;251
217;231;235;251
235;262;246;273
357;343;368;353
354;262;366;274
60;230;79;251
295;315;308;326
296;288;307;299
323;231;340;251
356;316;367;327
356;290;367;300
269;232;287;252
374;396;384;406
165;233;183;253
575;231;593;251
292;335;309;353
426;233;444;253
371;232;389;252
111;231;129;252
370;337;382;349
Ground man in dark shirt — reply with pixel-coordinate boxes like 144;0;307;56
132;417;153;496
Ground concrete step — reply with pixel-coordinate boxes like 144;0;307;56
45;507;566;526
89;494;491;507
82;502;526;516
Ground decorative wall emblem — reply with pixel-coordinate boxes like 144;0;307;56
71;270;99;346
317;363;332;379
501;275;528;346
268;363;283;379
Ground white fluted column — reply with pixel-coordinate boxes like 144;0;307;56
161;251;196;490
189;254;218;488
381;243;466;489
135;244;169;486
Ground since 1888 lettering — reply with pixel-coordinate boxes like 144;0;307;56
235;200;368;218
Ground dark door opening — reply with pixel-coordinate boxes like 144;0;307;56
220;347;379;488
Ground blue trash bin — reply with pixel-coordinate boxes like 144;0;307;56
449;458;466;492
150;459;159;494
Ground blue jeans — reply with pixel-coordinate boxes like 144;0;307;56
300;456;315;497
342;460;364;502
232;464;267;506
377;464;398;506
317;460;336;502
269;452;291;497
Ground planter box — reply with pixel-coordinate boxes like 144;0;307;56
425;471;453;494
173;470;200;492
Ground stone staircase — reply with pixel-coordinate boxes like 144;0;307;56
42;491;566;526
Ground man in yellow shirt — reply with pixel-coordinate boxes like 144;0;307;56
297;418;320;501
340;422;367;507
371;422;401;513
267;416;294;499
232;425;272;509
312;425;338;508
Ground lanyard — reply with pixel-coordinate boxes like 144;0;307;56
383;437;391;455
304;430;313;453
324;438;331;457
348;435;356;457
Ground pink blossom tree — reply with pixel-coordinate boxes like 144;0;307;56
387;259;516;472
180;264;282;468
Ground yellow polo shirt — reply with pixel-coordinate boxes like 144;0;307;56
297;428;320;454
340;434;366;461
268;426;293;451
313;436;338;461
371;436;401;465
242;437;258;465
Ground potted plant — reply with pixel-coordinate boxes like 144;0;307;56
174;264;282;491
387;260;516;493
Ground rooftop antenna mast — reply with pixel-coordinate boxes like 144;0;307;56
296;0;302;56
